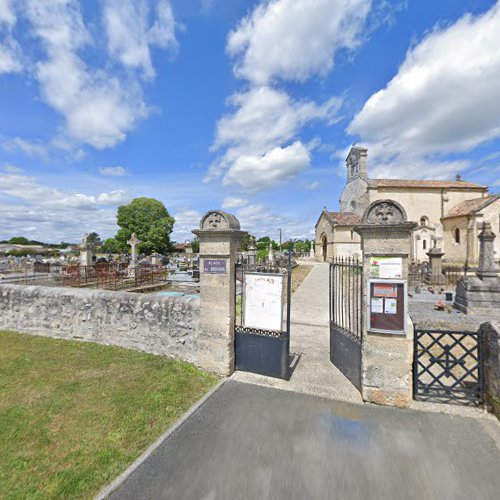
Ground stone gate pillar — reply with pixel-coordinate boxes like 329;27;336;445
355;200;417;407
193;210;247;376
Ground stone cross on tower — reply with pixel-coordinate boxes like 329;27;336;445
127;233;141;264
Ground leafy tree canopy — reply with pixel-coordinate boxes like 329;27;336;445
86;232;102;250
101;238;122;254
115;198;175;255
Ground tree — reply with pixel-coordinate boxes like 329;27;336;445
115;197;175;255
191;238;200;253
102;238;122;254
86;232;102;250
240;233;256;251
8;236;31;245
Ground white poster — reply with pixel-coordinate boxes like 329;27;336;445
371;297;384;314
384;298;397;315
369;257;403;279
243;273;284;331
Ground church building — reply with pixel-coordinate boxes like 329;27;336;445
315;146;499;264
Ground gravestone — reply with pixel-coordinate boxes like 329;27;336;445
127;233;141;278
247;240;257;267
354;199;417;408
193;210;246;375
426;240;446;286
79;233;93;267
454;222;500;317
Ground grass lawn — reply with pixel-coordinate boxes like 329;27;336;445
0;331;218;499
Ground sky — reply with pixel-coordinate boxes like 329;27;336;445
0;0;499;244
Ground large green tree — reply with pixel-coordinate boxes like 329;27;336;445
115;198;175;255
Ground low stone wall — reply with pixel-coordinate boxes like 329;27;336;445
0;284;199;363
481;321;500;419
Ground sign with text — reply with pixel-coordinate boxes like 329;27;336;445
367;279;406;335
369;256;403;279
243;272;284;331
203;259;227;274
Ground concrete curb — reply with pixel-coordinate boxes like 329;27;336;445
94;378;227;499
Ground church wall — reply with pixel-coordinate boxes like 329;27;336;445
315;215;335;261
442;216;470;263
332;226;361;258
477;201;500;261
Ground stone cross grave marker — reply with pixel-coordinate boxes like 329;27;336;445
127;233;141;264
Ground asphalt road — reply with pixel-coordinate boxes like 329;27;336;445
109;380;500;500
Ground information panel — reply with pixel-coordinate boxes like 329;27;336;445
367;279;406;335
369;256;403;279
243;272;284;331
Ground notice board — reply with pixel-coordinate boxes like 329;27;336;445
367;279;406;335
243;272;284;331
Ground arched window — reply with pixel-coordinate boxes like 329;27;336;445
420;216;428;227
454;228;460;244
351;200;357;211
350;230;354;240
423;239;427;250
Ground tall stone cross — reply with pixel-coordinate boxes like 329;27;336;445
127;233;141;263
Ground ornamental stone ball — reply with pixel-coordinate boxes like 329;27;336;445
199;210;241;231
362;199;407;225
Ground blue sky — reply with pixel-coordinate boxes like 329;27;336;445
0;0;499;244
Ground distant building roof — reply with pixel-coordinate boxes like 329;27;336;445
443;195;499;219
323;211;361;227
368;179;486;190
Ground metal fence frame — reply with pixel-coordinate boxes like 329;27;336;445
413;328;484;406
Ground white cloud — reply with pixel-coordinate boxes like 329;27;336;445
3;137;48;157
348;2;500;178
227;0;371;84
222;196;248;210
104;0;177;79
0;167;131;241
172;208;201;241
209;86;341;189
0;0;21;74
0;37;21;73
223;141;311;191
99;166;127;177
0;0;15;28
23;0;149;150
304;181;320;191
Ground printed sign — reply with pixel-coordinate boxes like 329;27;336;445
384;298;397;315
369;256;403;279
373;284;398;298
203;259;226;274
371;297;384;314
243;273;284;331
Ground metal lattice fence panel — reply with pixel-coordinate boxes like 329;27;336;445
413;329;483;405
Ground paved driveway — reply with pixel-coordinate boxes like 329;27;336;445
108;380;500;500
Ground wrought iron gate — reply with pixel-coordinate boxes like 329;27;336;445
234;255;292;379
329;256;363;390
413;329;484;405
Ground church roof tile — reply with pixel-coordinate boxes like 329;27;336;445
368;179;486;190
443;195;499;219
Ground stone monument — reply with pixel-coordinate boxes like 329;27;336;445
268;242;275;265
247;239;257;267
310;243;315;259
426;239;446;286
454;222;500;317
79;233;94;267
193;210;246;375
127;233;141;277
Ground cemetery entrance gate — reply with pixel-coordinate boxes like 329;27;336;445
329;256;363;391
234;255;292;379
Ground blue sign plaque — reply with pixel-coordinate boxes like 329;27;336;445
203;259;227;274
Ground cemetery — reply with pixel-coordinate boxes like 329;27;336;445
1;2;500;497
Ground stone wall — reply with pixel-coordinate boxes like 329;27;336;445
0;284;199;363
481;321;500;419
